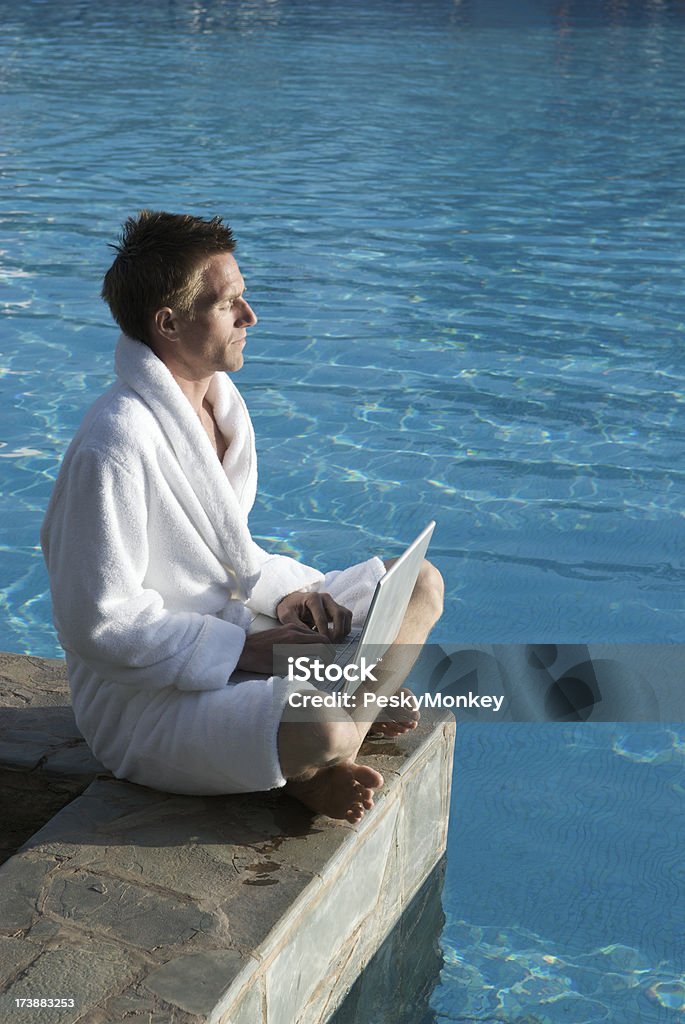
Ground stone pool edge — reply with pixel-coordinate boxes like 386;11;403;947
0;653;455;1024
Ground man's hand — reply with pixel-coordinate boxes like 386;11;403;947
237;624;332;676
276;590;352;642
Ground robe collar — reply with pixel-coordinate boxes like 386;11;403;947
114;333;261;587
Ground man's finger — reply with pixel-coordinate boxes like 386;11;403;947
322;594;352;641
278;608;312;631
305;595;333;639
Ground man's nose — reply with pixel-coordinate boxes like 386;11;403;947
237;300;257;327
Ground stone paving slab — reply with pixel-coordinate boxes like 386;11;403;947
0;935;44;986
0;654;103;865
144;950;251;1018
0;653;72;703
0;653;455;1023
3;944;140;1024
0;653;101;778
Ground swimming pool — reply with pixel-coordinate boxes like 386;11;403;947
0;0;683;1020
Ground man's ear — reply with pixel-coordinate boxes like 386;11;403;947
152;307;177;342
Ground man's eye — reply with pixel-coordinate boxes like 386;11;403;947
221;294;245;310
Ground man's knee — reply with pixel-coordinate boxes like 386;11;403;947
382;556;444;626
278;710;359;780
415;559;444;622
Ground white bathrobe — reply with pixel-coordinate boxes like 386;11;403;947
41;334;384;794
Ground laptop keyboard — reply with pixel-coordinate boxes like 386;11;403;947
333;631;362;667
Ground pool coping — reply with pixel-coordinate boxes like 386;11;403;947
0;652;455;1023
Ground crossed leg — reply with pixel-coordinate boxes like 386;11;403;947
279;559;444;822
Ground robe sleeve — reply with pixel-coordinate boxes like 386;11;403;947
244;546;325;619
42;447;246;691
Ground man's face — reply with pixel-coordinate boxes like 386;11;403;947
172;252;257;375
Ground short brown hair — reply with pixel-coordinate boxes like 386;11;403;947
101;210;237;343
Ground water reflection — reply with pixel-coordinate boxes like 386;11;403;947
435;923;681;1021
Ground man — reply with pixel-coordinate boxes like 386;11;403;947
41;211;443;823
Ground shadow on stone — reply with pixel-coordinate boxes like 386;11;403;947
0;767;91;867
0;699;101;867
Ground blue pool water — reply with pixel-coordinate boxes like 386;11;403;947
0;1;683;1021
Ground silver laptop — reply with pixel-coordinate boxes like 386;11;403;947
327;521;435;695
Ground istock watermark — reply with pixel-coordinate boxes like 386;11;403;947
286;655;380;686
271;643;685;723
285;686;505;713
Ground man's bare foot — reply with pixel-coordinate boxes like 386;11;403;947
369;688;420;738
285;761;384;824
